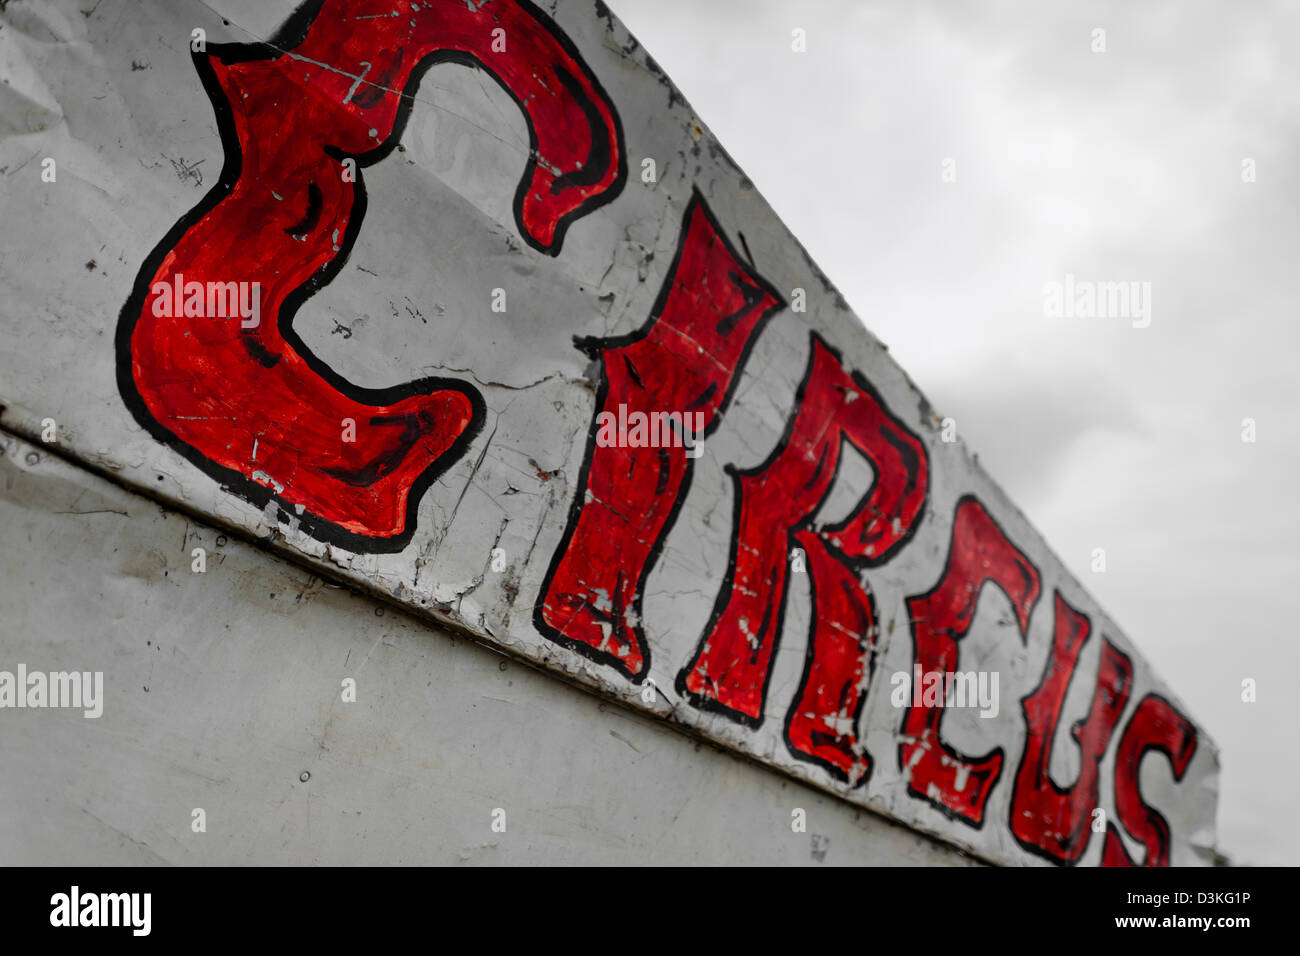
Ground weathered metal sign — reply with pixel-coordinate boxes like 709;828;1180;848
0;0;1217;864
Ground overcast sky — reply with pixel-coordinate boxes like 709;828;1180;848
613;0;1300;866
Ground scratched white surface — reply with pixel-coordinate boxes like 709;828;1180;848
0;429;979;865
0;0;1218;864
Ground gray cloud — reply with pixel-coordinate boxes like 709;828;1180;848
613;0;1300;864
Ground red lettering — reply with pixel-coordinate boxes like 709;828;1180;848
1011;593;1133;864
118;0;625;550
898;496;1041;825
1102;694;1198;866
677;335;928;782
535;191;784;680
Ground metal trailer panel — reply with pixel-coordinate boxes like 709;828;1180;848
0;429;976;866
